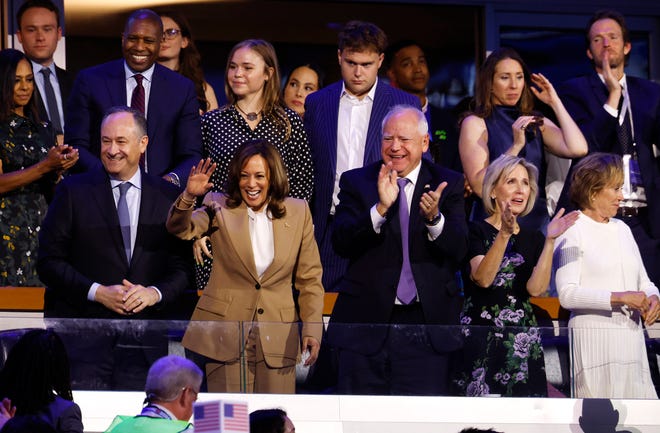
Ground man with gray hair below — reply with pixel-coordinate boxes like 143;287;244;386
104;355;202;433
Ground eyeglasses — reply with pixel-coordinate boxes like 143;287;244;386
183;387;199;401
163;28;182;40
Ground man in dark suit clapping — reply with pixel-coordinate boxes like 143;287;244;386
328;105;467;395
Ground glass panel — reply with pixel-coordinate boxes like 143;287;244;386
0;315;657;399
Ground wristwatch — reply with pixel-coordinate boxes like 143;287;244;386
425;212;441;226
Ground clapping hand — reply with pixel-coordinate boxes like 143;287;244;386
185;158;216;198
45;144;78;172
376;162;399;216
418;182;446;221
499;200;516;236
546;208;579;240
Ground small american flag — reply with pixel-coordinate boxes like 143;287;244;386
222;401;249;433
193;401;221;433
193;400;249;433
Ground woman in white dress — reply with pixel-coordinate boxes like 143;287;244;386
553;152;660;398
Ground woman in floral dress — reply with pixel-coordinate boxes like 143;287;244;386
455;155;577;397
0;49;77;286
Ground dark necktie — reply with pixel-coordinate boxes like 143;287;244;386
131;74;145;115
40;68;63;134
130;74;147;168
617;91;633;155
117;182;132;263
396;178;417;304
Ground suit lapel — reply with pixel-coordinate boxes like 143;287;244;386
146;65;165;139
260;211;295;283
224;203;260;282
107;60;128;106
90;168;128;265
325;83;342;178
364;81;389;165
130;171;152;266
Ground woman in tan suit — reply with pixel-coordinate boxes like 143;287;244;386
167;139;324;393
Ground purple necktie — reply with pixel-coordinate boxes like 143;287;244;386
131;74;145;114
396;178;417;304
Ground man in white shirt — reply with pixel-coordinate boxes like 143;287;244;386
558;9;660;287
304;20;420;292
16;0;71;140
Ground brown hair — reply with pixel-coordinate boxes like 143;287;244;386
585;10;631;66
338;21;387;54
224;39;290;140
156;10;210;112
569;152;623;210
472;47;535;119
225;139;289;219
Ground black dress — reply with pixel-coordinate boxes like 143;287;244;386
456;220;548;397
0;114;54;286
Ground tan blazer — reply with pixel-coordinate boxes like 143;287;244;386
167;193;324;368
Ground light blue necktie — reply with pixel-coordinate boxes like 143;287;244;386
117;182;132;263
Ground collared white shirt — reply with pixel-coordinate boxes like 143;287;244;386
88;170;164;302
124;62;154;117
247;206;274;279
110;169;142;255
369;161;445;240
332;79;378;214
31;60;64;129
598;73;630;127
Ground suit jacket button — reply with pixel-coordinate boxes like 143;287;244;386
257;308;264;315
255;283;261;290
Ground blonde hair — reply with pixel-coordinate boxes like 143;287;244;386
482;154;539;216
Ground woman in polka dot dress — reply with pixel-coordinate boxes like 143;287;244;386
193;39;313;289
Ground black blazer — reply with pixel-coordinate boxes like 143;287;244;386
327;159;468;354
557;73;660;238
37;167;191;318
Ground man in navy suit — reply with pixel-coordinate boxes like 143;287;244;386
327;105;467;395
304;21;420;292
16;0;71;140
65;8;201;188
38;107;191;389
558;10;660;287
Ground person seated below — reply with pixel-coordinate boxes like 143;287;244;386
104;355;203;433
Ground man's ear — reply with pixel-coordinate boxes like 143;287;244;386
386;69;398;87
